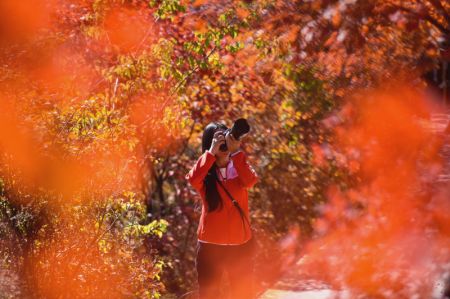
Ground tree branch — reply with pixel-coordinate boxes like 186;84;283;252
139;46;219;128
426;0;450;22
394;4;450;35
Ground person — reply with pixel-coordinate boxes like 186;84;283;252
185;121;259;299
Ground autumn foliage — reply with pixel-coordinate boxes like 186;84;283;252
0;0;448;298
299;87;449;297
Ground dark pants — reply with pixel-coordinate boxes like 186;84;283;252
195;238;255;299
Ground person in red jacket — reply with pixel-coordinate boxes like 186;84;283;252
185;121;258;299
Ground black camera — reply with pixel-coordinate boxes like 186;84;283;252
219;118;250;152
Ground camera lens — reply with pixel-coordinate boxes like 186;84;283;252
230;118;250;140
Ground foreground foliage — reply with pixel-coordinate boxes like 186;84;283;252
0;0;448;298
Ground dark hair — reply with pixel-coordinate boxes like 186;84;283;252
202;122;228;212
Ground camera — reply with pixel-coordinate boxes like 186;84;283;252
219;118;250;152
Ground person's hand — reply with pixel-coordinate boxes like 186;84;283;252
209;131;226;155
226;132;241;154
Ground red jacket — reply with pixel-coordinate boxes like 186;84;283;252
185;150;258;245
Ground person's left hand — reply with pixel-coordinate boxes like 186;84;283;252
226;132;241;154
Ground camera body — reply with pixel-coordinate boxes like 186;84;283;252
219;118;250;152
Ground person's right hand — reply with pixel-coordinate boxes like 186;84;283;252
209;131;226;155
